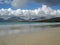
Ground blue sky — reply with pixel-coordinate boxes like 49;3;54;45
0;3;42;9
0;0;60;10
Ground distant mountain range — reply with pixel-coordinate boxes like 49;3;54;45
0;16;60;22
39;17;60;22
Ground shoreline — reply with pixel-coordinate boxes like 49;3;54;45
0;24;60;36
0;27;60;45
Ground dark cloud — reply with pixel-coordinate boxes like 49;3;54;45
34;0;60;6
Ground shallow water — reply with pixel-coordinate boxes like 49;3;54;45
0;22;60;36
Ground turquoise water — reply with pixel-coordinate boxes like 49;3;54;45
0;22;41;25
0;22;60;25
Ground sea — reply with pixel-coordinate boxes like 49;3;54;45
0;22;60;36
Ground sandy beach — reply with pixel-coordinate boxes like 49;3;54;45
0;26;60;45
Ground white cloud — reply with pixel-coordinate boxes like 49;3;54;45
11;0;28;8
0;5;60;19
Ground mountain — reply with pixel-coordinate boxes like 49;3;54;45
39;17;60;22
6;16;25;22
6;16;47;22
0;16;60;22
0;18;5;22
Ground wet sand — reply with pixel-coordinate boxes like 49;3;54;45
0;27;60;45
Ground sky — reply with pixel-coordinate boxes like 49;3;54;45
0;0;60;19
0;0;60;9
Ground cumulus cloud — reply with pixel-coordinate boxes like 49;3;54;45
0;5;60;19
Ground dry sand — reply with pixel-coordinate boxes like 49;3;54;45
0;27;60;45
